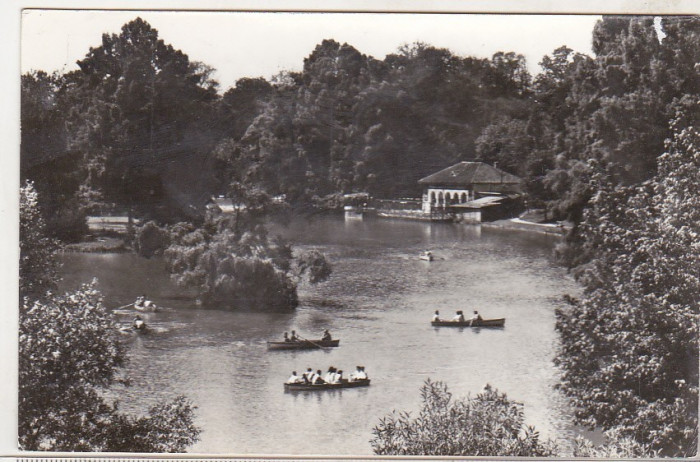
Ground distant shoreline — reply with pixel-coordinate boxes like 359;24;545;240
482;218;569;236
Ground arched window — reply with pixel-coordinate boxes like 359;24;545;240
438;191;444;207
461;192;467;203
430;191;436;204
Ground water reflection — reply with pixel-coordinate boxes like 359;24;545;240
58;216;580;455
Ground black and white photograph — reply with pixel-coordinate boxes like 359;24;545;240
6;1;700;458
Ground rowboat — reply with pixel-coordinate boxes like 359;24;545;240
431;318;505;328
267;339;340;350
284;378;370;391
134;300;159;312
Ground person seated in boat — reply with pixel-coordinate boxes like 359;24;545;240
283;332;291;342
286;371;304;384
470;310;483;322
303;367;314;384
324;366;336;383
135;295;145;307
432;310;441;322
290;330;299;342
453;311;465;322
312;369;326;385
321;329;332;342
133;315;146;330
350;365;368;381
333;369;343;384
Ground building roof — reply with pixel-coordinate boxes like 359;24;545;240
418;162;522;187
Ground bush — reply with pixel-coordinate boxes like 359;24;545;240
371;380;557;456
134;221;170;258
19;281;200;451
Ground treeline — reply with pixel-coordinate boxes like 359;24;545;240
22;17;700;245
22;17;539;240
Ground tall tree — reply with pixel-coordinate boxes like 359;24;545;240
69;17;219;217
555;97;699;456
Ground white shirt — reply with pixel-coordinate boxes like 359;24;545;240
432;314;440;321
286;374;303;384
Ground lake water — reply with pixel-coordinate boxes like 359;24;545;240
58;216;582;455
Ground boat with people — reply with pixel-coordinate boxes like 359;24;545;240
431;318;505;327
268;330;339;350
284;365;370;391
134;295;159;312
419;250;434;261
284;378;370;391
267;339;340;350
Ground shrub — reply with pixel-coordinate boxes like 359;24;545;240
371;380;557;456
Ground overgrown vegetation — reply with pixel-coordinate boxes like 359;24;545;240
555;97;700;456
163;186;331;310
371;380;557;456
20;14;700;455
19;184;201;451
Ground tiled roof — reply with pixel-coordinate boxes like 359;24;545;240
418;162;522;186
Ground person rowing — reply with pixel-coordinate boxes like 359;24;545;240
290;330;299;341
321;329;332;342
286;371;304;384
135;294;157;311
469;310;483;326
432;310;441;322
453;310;465;322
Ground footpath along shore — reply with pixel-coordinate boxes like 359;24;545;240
482;217;570;236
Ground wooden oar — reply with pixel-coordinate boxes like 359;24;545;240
113;302;135;310
297;335;332;350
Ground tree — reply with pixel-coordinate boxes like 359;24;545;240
19;282;201;451
554;98;699;456
371;380;556;456
19;184;201;451
19;181;59;302
164;185;332;310
68;17;219;217
21;72;89;242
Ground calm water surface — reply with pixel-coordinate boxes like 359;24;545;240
59;217;581;455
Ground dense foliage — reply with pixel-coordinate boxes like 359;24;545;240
555;98;700;456
19;186;201;452
371;380;556;456
19;283;201;451
19;181;59;301
164;187;331;309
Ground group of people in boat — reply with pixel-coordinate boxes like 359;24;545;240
282;329;332;342
286;366;368;385
433;310;482;323
134;295;157;310
134;294;156;309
